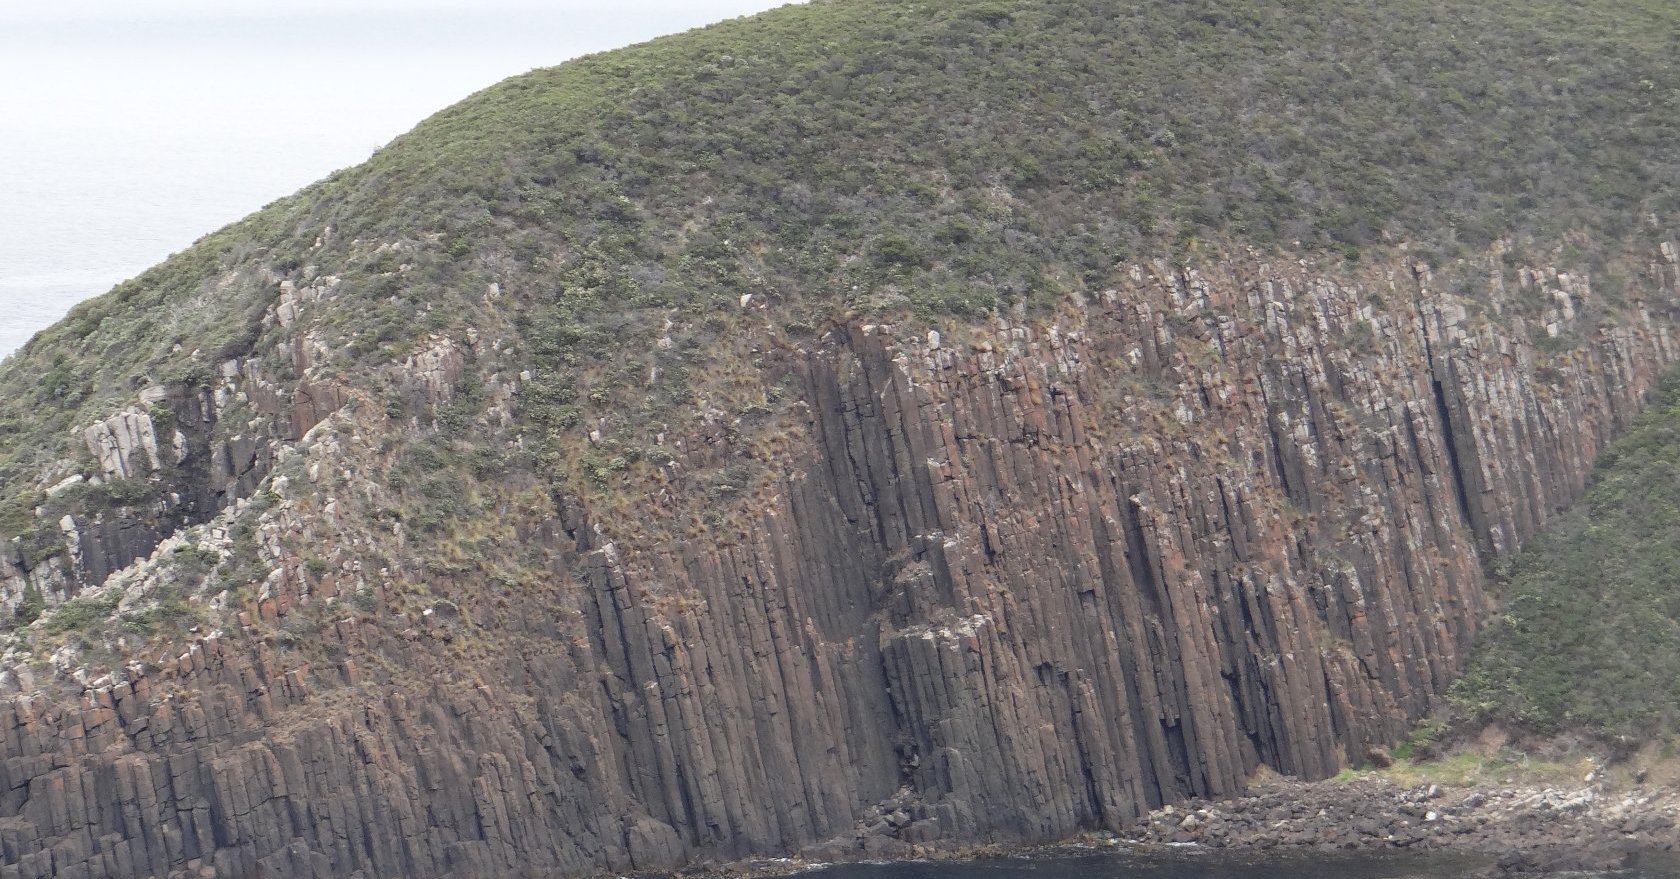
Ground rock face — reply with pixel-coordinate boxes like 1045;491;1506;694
2;248;1679;879
0;338;346;615
1127;773;1680;875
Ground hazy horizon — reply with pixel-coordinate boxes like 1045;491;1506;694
0;1;795;359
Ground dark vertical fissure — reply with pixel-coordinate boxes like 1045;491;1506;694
1430;377;1476;534
1267;421;1297;509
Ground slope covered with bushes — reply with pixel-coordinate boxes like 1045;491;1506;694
3;0;1677;589
1453;373;1680;739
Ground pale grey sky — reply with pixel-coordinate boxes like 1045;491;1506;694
0;2;796;59
0;1;770;23
0;1;797;358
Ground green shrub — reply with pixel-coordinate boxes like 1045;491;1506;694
1452;372;1680;738
44;589;124;635
14;585;43;626
123;586;203;636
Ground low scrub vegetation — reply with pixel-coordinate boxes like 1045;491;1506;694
0;0;1676;633
1453;373;1680;739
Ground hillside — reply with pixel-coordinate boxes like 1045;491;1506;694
0;0;1679;877
1451;372;1680;740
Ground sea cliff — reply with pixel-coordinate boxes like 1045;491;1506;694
1;247;1677;878
2;0;1679;876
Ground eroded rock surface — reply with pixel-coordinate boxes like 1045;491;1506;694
2;249;1679;879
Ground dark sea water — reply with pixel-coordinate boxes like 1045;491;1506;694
800;847;1680;879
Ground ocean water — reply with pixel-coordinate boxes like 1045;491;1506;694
0;56;372;359
0;3;790;361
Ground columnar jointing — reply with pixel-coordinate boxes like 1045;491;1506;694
2;249;1678;879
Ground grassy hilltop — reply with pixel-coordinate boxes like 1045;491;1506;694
5;0;1678;422
0;0;1678;736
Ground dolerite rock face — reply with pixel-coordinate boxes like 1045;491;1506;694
3;249;1680;879
0;333;346;616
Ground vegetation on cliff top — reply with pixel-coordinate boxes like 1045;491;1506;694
3;0;1677;413
0;0;1678;658
1452;373;1680;741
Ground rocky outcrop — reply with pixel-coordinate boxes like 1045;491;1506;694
83;401;171;483
0;276;349;618
1125;773;1680;876
2;247;1679;879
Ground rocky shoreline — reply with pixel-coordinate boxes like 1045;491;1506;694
1118;773;1680;876
715;768;1680;879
